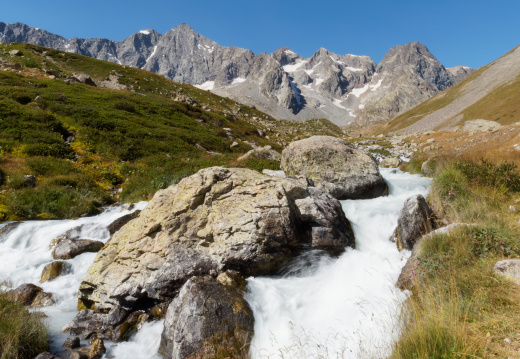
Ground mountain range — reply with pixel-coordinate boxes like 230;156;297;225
0;22;475;126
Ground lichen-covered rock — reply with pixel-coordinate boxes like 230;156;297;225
34;352;61;359
237;145;281;162
52;239;104;260
79;167;354;315
380;157;401;168
391;194;435;251
40;261;71;283
87;338;106;359
160;276;254;359
493;259;520;285
280;136;388;200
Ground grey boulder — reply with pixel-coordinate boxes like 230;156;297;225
160;276;253;359
281;136;388;200
391;194;435;251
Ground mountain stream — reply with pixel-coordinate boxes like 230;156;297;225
0;168;430;358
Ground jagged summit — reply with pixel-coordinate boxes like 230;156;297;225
0;22;474;126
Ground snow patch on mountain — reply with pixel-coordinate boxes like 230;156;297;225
195;81;215;91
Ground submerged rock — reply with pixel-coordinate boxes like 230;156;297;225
160;276;254;359
280;136;388;200
79;167;354;316
391;194;435;251
40;261;71;283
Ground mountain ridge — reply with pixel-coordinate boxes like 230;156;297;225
0;21;474;126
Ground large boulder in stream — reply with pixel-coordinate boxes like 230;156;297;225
78;167;354;318
160;276;254;359
391;194;435;251
280;136;388;200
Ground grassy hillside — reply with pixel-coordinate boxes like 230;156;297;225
0;43;344;220
392;159;520;358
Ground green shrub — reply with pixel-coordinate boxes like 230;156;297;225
26;157;76;176
0;291;49;359
5;184;110;219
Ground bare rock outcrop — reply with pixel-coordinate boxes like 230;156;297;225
160;276;254;359
391;194;435;251
78;167;354;316
281;136;388;200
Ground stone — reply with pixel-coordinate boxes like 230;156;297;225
380;157;401;168
69;351;89;359
88;338;106;359
160;276;254;359
462;119;502;133
70;74;96;87
230;141;239;148
281;136;388;200
78;167;354;317
63;336;81;349
6;283;43;306
397;223;470;290
9;49;23;56
52;239;104;260
262;169;286;178
40;261;71;283
426;138;435;144
31;291;55;307
22;175;37;188
391;194;435;251
34;352;61;359
237;145;281;162
421;158;436;176
106;211;141;235
493;259;520;285
216;270;247;290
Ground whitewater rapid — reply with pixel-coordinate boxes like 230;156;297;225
0;168;430;358
245;168;431;358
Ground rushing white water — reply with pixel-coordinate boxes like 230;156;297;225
0;202;161;359
0;168;430;359
245;168;431;358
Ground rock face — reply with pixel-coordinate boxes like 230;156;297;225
493;259;520;285
160;276;254;359
391;194;435;251
355;42;456;126
78;167;354;315
52;238;104;260
0;22;472;127
281;136;388;200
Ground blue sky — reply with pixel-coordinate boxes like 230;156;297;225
2;0;519;68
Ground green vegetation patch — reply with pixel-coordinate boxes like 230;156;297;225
0;291;49;359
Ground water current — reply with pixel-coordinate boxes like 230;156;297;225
0;168;430;358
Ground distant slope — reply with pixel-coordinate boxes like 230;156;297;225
383;45;520;134
0;42;343;220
